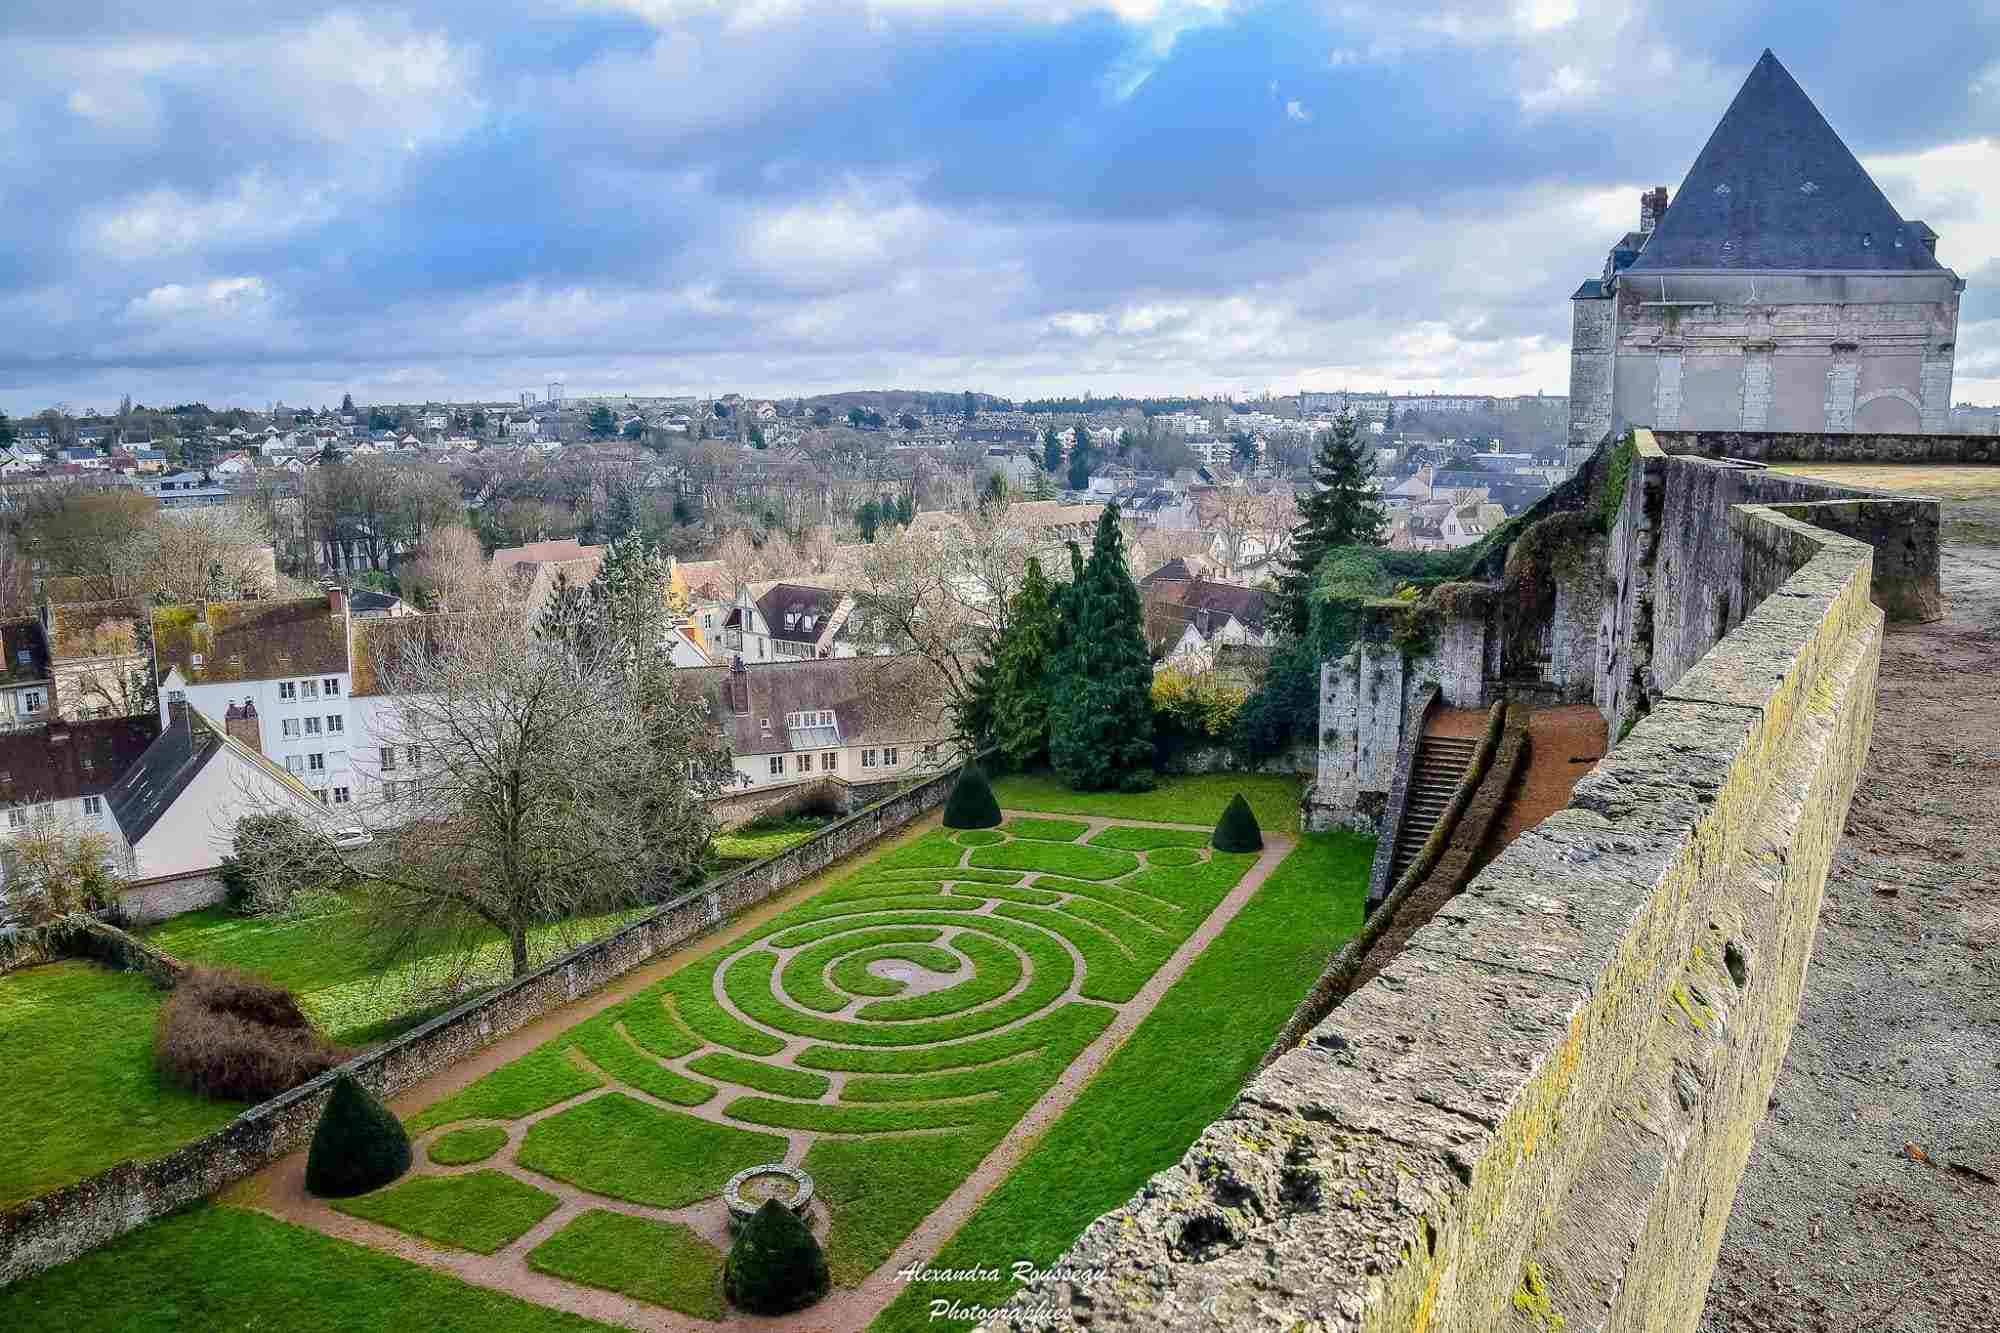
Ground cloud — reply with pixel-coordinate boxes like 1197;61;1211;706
0;0;1996;409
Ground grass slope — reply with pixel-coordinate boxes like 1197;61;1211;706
517;1094;785;1209
0;1204;609;1333
869;830;1372;1331
991;771;1304;832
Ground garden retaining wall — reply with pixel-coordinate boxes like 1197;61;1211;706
0;760;966;1287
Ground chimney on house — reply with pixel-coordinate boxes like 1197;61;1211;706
327;586;347;617
224;699;261;750
728;655;749;715
166;697;190;739
1639;186;1669;234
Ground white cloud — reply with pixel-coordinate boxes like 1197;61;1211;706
1864;138;2000;276
66;85;163;137
85;173;338;263
127;277;269;319
1520;63;1601;112
1285;99;1311;121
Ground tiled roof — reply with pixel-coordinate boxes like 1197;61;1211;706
1630;50;1943;274
0;715;160;808
757;584;844;645
105;709;219;845
152;597;348;686
47;599;145;661
689;657;949;756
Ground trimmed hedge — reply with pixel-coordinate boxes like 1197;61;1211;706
940;767;1002;829
1211;794;1263;852
305;1074;412;1198
725;1198;829;1315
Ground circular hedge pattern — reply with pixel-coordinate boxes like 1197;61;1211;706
1146;846;1202;867
429;1124;510;1166
954;829;1005;847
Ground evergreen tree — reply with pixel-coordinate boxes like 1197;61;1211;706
1047;505;1154;791
1071;423;1090;457
991;557;1057;769
725;1199;829;1314
587;535;675;659
604;485;639;543
941;765;1002;829
1275;413;1386;634
588;406;616;438
893;494;914;526
0;412;14;446
856;499;881;542
340;392;355;414
1042;427;1064;474
305;1074;411;1198
1066;445;1092;492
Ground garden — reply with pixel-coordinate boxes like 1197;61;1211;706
0;775;1370;1331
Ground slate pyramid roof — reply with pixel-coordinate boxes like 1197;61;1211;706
1630;51;1940;274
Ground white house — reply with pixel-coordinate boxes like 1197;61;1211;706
690;655;958;796
0;715;160;908
151;591;357;808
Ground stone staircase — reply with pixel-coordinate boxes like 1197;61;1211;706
1389;735;1479;884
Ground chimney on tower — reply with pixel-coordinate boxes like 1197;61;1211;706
1639;186;1670;234
728;655;749;715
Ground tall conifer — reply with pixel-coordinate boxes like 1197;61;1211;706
992;557;1057;768
1276;413;1386;634
1048;505;1154;791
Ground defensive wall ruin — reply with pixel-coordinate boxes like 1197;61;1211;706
991;429;1983;1331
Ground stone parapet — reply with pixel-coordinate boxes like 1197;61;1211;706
989;474;1883;1332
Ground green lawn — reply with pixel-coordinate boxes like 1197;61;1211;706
870;830;1373;1331
0;961;242;1209
527;1210;725;1321
2;798;1361;1331
991;770;1304;832
0;900;643;1211
387;812;1262;1296
709;815;835;872
0;1204;611;1333
334;1169;561;1254
429;1125;510;1165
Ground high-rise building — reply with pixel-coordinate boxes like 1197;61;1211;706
521;391;537;407
548;381;564;407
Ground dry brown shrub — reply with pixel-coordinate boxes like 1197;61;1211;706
153;966;347;1103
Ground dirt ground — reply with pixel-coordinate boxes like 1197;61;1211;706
1493;704;1605;848
1700;480;2000;1332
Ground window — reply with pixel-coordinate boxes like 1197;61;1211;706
285;755;303;774
768;755;785;777
821;751;837;771
278;681;296;701
308;753;325;772
304;716;322;736
404;746;419;767
380;746;397;771
191;652;205;669
383;780;401;801
326;715;343;734
861;748;877;768
323;678;341;696
300;679;319;700
22;690;41;714
282;719;299;739
13;649;27;666
922;744;938;761
332;787;350;805
83;796;102;815
883;746;898;767
315;789;328;804
6;809;23;830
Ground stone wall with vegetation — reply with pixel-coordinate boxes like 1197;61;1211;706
0;761;964;1287
994;463;1887;1331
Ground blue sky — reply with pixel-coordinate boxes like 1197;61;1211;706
2;0;1996;412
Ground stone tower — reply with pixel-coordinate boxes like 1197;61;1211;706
1568;50;1965;447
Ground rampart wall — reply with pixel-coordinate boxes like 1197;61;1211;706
996;433;1892;1331
0;762;964;1287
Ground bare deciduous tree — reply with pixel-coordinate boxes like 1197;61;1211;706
235;604;731;979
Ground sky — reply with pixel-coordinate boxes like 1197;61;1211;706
2;0;1997;414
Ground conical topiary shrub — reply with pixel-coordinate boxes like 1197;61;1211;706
941;765;1002;829
725;1198;830;1315
1211;794;1263;853
305;1073;412;1198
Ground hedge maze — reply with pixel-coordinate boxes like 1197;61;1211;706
320;816;1260;1320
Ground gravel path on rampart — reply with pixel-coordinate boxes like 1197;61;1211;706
1701;537;2000;1333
